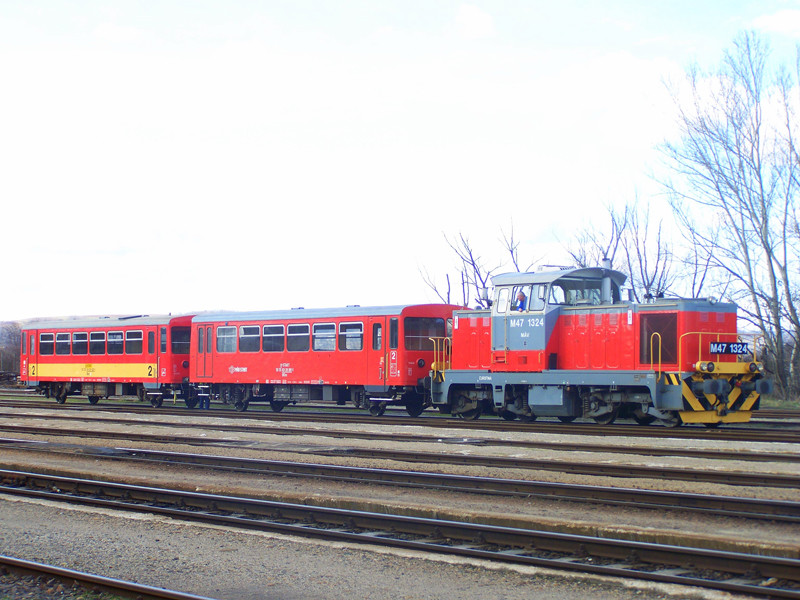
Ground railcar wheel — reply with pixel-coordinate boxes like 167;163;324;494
184;397;199;409
404;395;425;418
500;410;517;421
458;407;481;420
368;402;387;417
150;396;164;408
557;416;577;423
269;400;287;412
54;384;68;404
518;413;536;422
593;407;618;425
87;395;100;405
234;399;249;412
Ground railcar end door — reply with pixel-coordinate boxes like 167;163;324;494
196;325;213;378
367;317;387;387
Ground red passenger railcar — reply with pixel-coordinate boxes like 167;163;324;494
19;314;194;406
190;304;461;415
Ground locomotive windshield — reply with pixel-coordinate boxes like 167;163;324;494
404;317;447;351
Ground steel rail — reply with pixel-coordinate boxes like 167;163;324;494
0;555;215;600
1;423;798;488
2;397;800;442
1;413;798;464
1;470;798;599
6;439;796;523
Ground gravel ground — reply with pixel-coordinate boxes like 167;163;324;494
0;406;797;599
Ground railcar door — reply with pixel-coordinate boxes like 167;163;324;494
366;317;388;387
195;325;213;379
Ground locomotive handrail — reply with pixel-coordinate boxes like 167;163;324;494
678;330;737;370
429;336;451;382
649;332;662;376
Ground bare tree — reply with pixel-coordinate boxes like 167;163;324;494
565;203;629;269
620;202;676;302
661;31;800;397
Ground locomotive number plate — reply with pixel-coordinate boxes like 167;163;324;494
709;342;750;355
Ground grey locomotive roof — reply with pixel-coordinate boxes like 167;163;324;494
21;314;188;331
194;305;433;324
492;267;628;287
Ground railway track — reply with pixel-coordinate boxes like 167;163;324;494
2;397;800;443
2;411;799;464
4;438;799;523
0;554;214;600
0;422;797;488
2;469;798;599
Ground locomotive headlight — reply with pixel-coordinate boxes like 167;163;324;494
417;359;426;368
748;362;763;373
696;361;715;373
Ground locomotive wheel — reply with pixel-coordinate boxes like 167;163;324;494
593;406;618;425
87;395;100;405
150;395;164;408
518;413;536;422
557;416;577;423
269;400;287;412
633;413;656;426
703;421;722;429
368;403;387;417
458;407;481;420
659;411;683;427
500;410;517;421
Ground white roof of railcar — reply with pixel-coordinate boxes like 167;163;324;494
193;304;454;324
21;314;192;331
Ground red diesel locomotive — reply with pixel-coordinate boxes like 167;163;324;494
429;266;771;426
19;314;194;405
190;304;461;415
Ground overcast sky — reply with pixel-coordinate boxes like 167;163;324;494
2;1;799;321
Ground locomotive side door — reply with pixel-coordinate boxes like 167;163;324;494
195;325;213;379
492;284;548;366
367;316;388;387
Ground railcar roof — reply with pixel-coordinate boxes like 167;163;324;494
193;304;449;323
493;267;627;287
21;314;191;331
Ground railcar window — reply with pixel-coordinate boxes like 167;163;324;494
21;333;26;355
217;326;236;353
287;324;310;352
56;333;70;355
197;327;204;353
147;331;155;354
239;326;260;352
171;327;190;354
372;323;382;350
30;335;35;355
108;331;124;355
40;333;54;355
339;322;363;351
72;333;88;355
161;327;167;353
313;323;336;351
389;318;398;350
125;330;143;354
404;317;445;351
262;325;285;352
90;332;106;355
